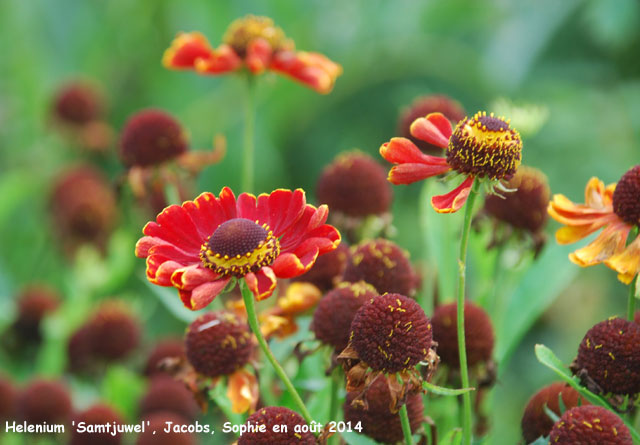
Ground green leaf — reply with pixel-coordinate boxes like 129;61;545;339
528;437;549;445
423;381;475;396
439;428;463;445
342;430;382;445
101;365;146;422
534;344;640;442
141;276;200;323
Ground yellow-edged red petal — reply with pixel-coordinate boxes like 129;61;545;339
245;38;272;74
194;44;242;74
245;267;277;301
270;50;342;94
409;113;452;149
163;32;216;70
380;138;451;185
569;221;630;267
431;176;475;213
605;234;640;284
227;369;259;414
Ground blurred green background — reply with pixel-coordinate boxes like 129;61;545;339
1;0;639;443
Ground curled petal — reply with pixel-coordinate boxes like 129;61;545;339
227;369;259;414
380;137;447;166
554;215;617;244
246;38;273;74
163;32;215;69
410;113;452;148
569;221;630;267
584;177;615;209
194;44;242;74
245;267;277;301
431;176;475;213
388;163;452;185
271;250;318;278
605;235;640;284
148;258;183;286
170;265;218;290
270;50;342;94
184;279;231;310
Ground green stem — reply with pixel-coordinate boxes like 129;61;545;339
328;368;341;445
628;276;637;321
240;283;312;423
457;180;480;445
242;74;256;193
399;403;414;445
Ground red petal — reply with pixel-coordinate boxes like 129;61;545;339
410;113;453;148
237;193;259;221
380;138;449;168
194;44;242;74
388;163;452;185
145;205;203;252
260;189;306;237
271;250;318;278
162;32;215;70
431;176;475;213
269;50;342;94
246;38;272;74
245;267;278;301
188;279;230;310
170;265;218;290
148;258;183;286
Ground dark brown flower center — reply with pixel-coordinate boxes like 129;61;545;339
447;111;522;180
200;218;280;277
612;165;640;226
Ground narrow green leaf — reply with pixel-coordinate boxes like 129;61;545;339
342;430;381;445
439;428;463;445
423;381;475;396
102;365;146;422
543;404;560;423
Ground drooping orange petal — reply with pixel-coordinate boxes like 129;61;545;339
380;138;451;185
431;176;475;213
227;369;259;414
388;163;452;185
554;215;618;244
569;221;630;267
410;113;452;148
269;50;342;94
245;38;273;74
584;177;616;209
194;44;242;74
187;279;231;310
163;32;216;70
605;234;640;284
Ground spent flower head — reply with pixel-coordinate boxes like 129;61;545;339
549;405;631;445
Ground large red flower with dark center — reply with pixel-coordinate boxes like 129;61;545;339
163;15;342;94
136;187;341;309
380;111;522;213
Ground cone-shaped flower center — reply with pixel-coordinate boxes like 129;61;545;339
613;165;640;226
447;111;522;180
223;15;288;56
200;218;280;277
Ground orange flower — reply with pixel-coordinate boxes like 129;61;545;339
163;15;342;94
548;166;640;285
380;111;522;213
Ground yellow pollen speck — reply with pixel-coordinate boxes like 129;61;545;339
586;338;591;348
613;427;618;436
594;344;603;349
609;352;615;360
583;421;593;428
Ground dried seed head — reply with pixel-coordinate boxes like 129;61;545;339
17;379;72;425
612;165;640;226
89;302;141;362
13;285;60;343
549;405;631;445
237;406;315;445
0;375;17;423
139;375;199;421
53;82;104;125
144;338;186;376
292;242;350;292
70;404;123;445
136;412;196;445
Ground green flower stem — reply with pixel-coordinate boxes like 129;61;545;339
628;276;637;321
457;180;480;445
242;74;256;193
240;283;312;423
328;368;341;445
399;403;414;445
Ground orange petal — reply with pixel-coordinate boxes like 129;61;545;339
431;176;475;213
194;44;242;74
409;113;452;148
245;267;277;301
246;38;272;74
227;369;259;414
569;222;630;267
278;282;322;315
554;217;614;244
388;163;452;185
163;32;215;70
269;50;342;94
605;234;640;284
584;177;617;209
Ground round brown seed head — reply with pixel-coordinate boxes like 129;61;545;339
316;152;393;217
70;404;123;445
576;317;640;396
50;165;118;251
431;301;494;368
67;325;94;373
237;406;315;445
483;165;550;234
311;281;378;352
17;379;72;425
223;15;289;57
14;285;60;342
119;109;188;168
613;165;640;226
292;242;350;292
53;82;104;125
89;302;141;362
343;239;416;296
344;374;424;444
398;94;466;154
350;293;432;373
144;338;186;376
447;112;522;180
0;375;17;423
185;311;253;378
521;382;587;443
549;405;631;445
136;412;196;445
139;375;199;421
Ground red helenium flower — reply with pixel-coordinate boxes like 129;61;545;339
136;187;341;310
380;111;522;213
163;15;342;94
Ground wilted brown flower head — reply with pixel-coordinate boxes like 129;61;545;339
136;412;196;445
316;152;393;217
612;165;640;226
292;242;350;292
574;317;640;396
17;379;72;425
139;375;199;421
237;406;315;445
549;405;631;445
185;311;253;378
50;165;118;254
89;301;141;362
0;375;17;423
398;95;466;154
431;301;494;368
521;382;587;443
53;82;104;126
144;338;186;376
344;374;424;444
310;281;378;352
13;284;60;343
342;239;417;296
349;293;432;373
70;404;124;445
119;109;188;168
